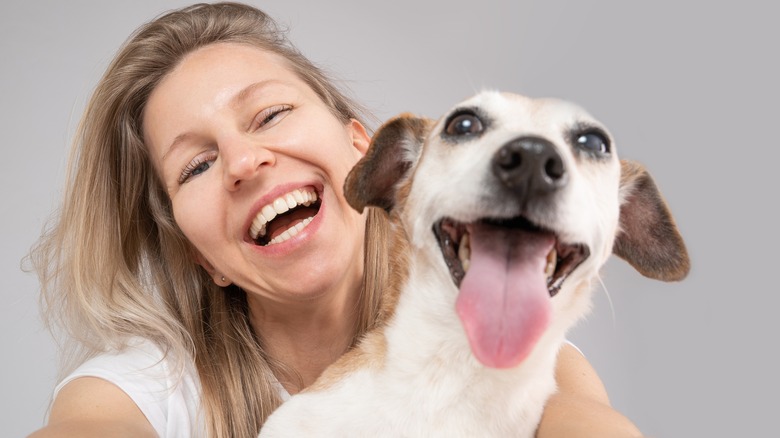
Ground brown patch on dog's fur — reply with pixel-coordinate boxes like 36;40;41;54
374;212;412;327
308;330;388;391
614;160;690;281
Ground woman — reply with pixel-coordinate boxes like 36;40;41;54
29;3;641;437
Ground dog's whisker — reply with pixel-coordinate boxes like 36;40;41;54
596;274;617;330
461;65;479;97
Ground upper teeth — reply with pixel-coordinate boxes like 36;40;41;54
250;188;318;241
458;232;471;273
545;248;557;279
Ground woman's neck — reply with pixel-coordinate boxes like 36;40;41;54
247;284;360;394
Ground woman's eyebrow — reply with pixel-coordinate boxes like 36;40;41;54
230;79;280;110
162;132;198;163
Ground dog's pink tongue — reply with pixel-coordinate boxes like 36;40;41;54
456;224;554;369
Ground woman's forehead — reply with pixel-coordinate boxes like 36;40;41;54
142;43;320;153
156;43;304;98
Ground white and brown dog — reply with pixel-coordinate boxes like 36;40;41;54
260;91;689;437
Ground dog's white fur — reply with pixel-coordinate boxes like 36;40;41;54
260;91;688;437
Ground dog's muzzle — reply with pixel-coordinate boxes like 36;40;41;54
434;135;588;296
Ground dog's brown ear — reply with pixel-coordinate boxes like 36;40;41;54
344;114;433;213
613;160;690;281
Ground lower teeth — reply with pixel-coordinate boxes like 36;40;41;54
266;217;314;246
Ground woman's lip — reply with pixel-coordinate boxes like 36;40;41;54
243;181;324;244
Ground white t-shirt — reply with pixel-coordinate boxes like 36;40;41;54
54;339;204;437
54;338;291;437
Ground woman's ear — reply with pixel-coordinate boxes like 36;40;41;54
348;119;371;156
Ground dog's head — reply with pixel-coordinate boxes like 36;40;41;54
345;91;689;369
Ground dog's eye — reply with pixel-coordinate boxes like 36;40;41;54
575;132;610;154
445;112;484;136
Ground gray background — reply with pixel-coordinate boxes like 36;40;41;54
2;1;777;436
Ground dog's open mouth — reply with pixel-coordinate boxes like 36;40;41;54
433;216;589;368
433;217;589;297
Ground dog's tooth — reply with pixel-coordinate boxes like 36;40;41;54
545;248;557;278
458;233;471;271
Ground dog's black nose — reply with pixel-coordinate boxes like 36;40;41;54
492;136;567;197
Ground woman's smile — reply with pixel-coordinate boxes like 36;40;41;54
247;185;320;246
243;182;325;253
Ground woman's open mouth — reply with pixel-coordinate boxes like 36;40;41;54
249;187;322;246
432;216;589;297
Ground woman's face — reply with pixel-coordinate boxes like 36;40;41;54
144;43;370;304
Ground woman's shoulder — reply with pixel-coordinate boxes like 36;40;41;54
55;337;188;395
53;337;204;437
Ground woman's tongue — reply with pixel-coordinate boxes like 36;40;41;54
265;207;317;242
455;222;555;369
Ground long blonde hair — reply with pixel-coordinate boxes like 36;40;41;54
29;3;389;437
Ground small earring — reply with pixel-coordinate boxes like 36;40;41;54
220;276;226;283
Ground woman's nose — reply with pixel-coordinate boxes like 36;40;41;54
221;139;276;191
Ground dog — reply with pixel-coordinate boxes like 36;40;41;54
260;91;689;437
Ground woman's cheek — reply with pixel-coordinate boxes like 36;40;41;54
172;188;212;244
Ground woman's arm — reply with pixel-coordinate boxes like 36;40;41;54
28;377;157;438
536;343;643;438
31;345;639;437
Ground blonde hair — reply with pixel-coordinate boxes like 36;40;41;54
29;3;389;437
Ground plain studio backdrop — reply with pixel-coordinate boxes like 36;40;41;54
2;1;777;436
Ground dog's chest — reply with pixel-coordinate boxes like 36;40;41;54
262;357;555;437
260;274;559;438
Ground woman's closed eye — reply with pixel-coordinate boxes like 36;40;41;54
252;104;292;131
179;150;218;184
